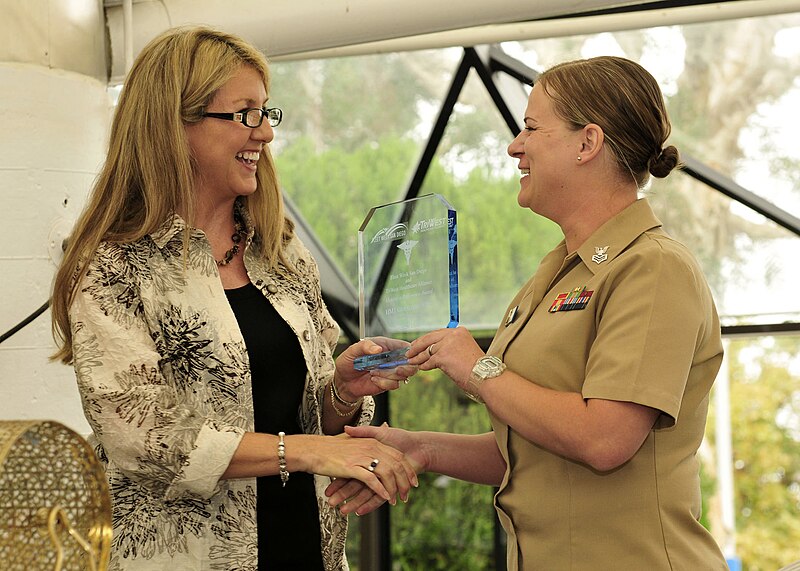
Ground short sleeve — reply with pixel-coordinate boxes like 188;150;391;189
582;240;708;425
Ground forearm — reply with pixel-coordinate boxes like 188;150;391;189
221;432;354;479
221;431;283;479
423;431;505;486
223;430;416;505
480;372;657;471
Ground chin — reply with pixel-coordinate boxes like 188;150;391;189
516;189;531;209
235;184;258;197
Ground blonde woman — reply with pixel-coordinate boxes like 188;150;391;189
52;26;416;570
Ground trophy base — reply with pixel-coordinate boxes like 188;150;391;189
353;347;409;371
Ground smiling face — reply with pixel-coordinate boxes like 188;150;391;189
185;64;273;208
507;82;583;222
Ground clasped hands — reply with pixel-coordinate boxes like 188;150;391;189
327;326;484;515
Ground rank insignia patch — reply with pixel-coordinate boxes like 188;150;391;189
591;246;609;264
549;286;594;313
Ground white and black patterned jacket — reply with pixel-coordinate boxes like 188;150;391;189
70;207;373;570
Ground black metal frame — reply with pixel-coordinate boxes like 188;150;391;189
349;43;800;571
1;5;797;569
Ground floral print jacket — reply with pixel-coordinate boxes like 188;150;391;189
70;208;374;570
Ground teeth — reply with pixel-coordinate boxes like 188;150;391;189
236;151;260;162
521;169;530;175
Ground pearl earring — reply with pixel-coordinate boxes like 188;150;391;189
577;156;582;161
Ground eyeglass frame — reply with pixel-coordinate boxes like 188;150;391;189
202;107;283;128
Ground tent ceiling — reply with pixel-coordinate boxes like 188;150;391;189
276;0;800;62
103;0;797;81
104;0;648;74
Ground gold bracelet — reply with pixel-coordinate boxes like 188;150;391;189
329;381;361;417
331;379;361;407
277;431;289;487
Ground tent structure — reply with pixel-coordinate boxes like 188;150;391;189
95;0;800;344
1;1;798;569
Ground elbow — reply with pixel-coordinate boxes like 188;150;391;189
581;443;636;473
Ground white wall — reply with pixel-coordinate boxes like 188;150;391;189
0;0;110;435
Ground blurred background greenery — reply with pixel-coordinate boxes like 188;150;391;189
273;13;800;569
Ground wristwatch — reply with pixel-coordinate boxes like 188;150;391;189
463;355;506;403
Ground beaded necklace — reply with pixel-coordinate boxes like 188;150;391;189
216;212;246;266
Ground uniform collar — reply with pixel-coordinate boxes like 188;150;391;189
575;198;662;274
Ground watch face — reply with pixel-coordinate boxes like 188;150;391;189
475;356;503;378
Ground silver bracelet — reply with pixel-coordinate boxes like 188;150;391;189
277;431;289;487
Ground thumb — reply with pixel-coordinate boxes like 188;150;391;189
343;424;380;439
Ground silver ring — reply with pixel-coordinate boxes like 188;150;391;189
368;458;380;472
426;344;434;357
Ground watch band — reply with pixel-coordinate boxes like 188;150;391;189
464;355;506;403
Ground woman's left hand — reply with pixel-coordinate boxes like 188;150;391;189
405;326;484;390
334;338;418;401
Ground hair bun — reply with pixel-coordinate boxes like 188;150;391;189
648;145;680;178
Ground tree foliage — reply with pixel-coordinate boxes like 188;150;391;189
271;14;800;569
706;337;800;570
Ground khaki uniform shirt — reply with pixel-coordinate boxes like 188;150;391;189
70;206;373;570
488;199;727;570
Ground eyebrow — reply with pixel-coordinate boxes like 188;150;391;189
231;97;269;108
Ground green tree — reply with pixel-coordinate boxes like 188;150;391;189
389;371;497;570
706;337;800;570
271;15;800;567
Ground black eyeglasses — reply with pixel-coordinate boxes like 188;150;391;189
202;107;283;128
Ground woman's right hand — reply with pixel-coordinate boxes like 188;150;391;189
325;423;429;515
287;433;418;505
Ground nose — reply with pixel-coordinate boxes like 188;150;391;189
252;120;274;144
507;130;525;159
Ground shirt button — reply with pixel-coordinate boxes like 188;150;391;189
266;284;278;294
303;330;311;341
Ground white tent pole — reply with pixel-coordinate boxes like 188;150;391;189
715;339;740;569
105;0;799;79
274;0;800;61
105;0;630;82
123;0;133;73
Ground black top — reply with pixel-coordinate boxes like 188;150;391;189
225;283;324;570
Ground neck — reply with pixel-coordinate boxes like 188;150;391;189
191;196;237;233
559;189;637;253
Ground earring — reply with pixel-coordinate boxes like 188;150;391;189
577;156;582;161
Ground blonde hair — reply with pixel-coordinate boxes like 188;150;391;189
538;56;680;187
51;26;293;364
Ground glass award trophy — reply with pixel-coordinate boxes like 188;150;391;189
354;193;459;371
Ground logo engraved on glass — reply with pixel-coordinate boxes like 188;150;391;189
412;217;448;233
397;240;418;265
371;223;408;243
355;194;459;371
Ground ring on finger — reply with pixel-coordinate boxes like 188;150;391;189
426;344;434;357
368;458;380;472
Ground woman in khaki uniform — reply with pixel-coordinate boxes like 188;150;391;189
328;56;728;570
